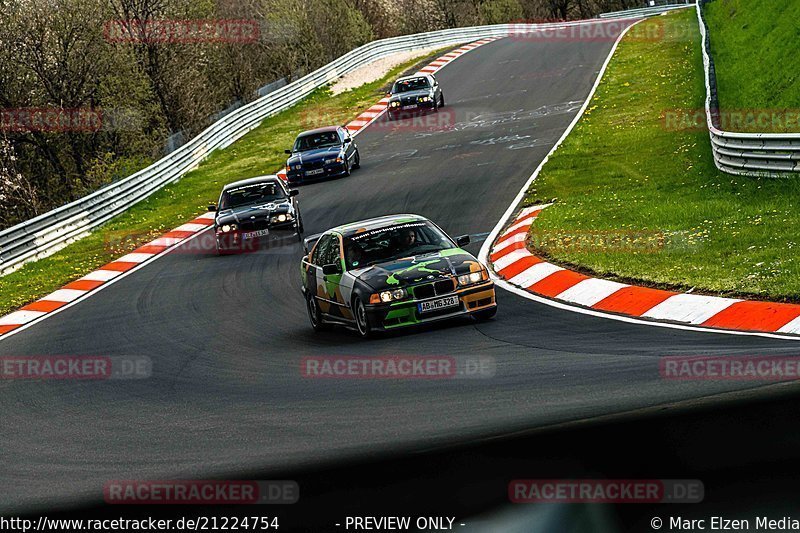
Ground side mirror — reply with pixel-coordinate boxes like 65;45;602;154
322;263;340;276
456;235;470;247
343;136;352;143
289;189;299;196
284;149;292;155
208;204;217;212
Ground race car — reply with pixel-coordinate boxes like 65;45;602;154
284;126;360;185
208;175;303;255
300;214;496;338
387;74;444;120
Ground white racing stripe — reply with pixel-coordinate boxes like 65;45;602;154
556;278;629;307
508;262;562;288
40;289;87;303
493;248;532;271
642;294;740;324
0;310;47;325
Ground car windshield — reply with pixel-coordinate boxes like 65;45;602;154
342;221;455;270
391;77;430;94
219;181;285;209
293;131;341;152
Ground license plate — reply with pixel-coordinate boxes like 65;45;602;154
305;169;324;176
403;104;418;109
418;295;459;313
242;229;269;240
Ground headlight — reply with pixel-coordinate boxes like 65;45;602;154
294;165;302;170
390;101;399;108
218;223;237;233
458;270;487;286
420;96;431;102
370;288;406;303
271;213;293;223
324;157;344;164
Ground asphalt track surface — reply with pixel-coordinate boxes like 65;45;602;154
2;21;799;513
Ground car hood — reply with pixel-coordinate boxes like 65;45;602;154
287;146;341;165
215;199;292;225
390;89;432;102
353;249;484;291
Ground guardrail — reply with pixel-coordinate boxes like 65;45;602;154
599;3;691;19
0;13;681;276
696;0;800;177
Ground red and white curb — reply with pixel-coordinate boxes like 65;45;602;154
0;37;500;341
0;212;216;338
477;17;800;341
489;205;800;337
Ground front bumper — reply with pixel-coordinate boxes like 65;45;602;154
216;222;299;253
388;101;435;117
286;162;348;184
364;281;496;331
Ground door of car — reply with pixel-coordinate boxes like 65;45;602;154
303;233;329;310
339;127;355;163
317;232;349;319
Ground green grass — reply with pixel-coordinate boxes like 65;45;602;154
0;48;451;316
705;0;800;132
524;10;800;302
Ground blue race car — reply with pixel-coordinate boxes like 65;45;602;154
284;126;360;185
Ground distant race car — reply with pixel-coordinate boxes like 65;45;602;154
284;125;360;185
208;175;303;255
300;214;496;338
387;74;444;120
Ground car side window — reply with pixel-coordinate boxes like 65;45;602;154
312;235;331;266
324;236;342;269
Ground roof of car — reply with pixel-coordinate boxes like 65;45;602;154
394;74;431;82
332;214;429;237
221;175;282;191
296;125;340;137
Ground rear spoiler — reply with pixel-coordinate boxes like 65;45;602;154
303;233;323;254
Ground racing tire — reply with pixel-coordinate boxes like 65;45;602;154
342;157;351;177
306;291;330;332
439;94;445;107
472;306;497;322
352;296;373;339
352;150;360;169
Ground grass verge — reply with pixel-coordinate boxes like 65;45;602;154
0;47;452;317
524;10;800;302
705;0;800;132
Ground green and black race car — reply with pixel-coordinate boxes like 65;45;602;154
300;214;497;338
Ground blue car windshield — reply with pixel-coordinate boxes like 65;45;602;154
293;131;341;152
343;221;454;270
392;78;430;94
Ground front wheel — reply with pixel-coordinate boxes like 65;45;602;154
439;93;445;107
306;291;329;332
352;296;373;339
352;150;360;169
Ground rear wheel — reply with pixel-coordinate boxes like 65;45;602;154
306;291;330;332
353;296;373;339
473;306;497;322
